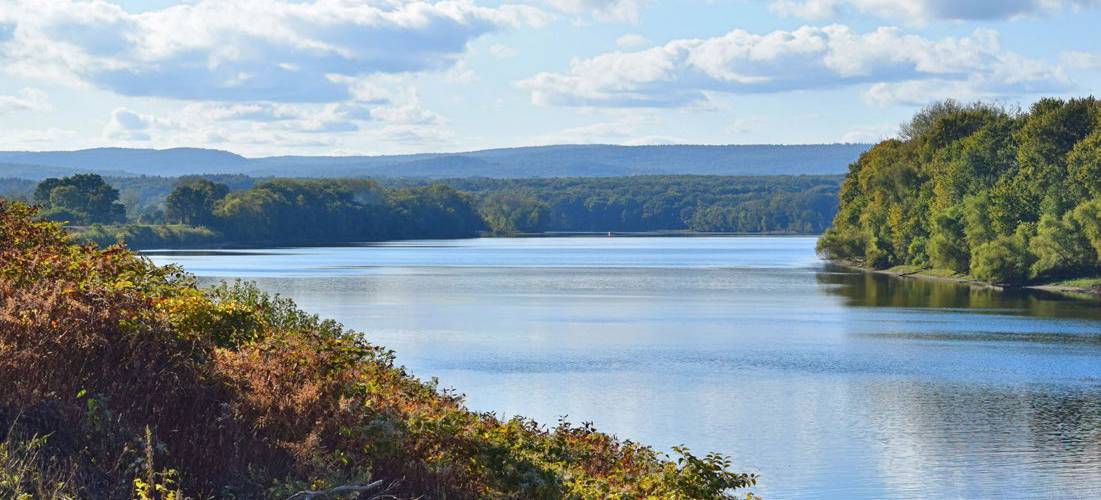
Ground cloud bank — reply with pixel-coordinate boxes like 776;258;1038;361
519;25;1069;107
0;88;49;114
539;0;651;24
0;0;545;102
769;0;1101;21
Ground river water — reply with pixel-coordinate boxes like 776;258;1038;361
148;236;1101;499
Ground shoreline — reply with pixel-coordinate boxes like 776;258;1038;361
78;226;820;251
831;260;1101;299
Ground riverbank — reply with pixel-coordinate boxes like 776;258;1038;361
5;201;757;498
71;223;818;250
833;260;1101;298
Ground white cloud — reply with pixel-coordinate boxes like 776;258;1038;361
444;59;479;84
616;33;649;48
840;123;896;143
357;86;453;145
519;25;1069;108
0;127;80;148
0;87;49;114
769;0;1101;21
374;124;456;146
185;102;301;122
329;74;403;105
726;117;765;135
540;0;651;23
0;0;548;102
371;102;444;126
531;113;682;145
159;75;456;152
1061;51;1101;70
489;44;519;59
103;108;173;141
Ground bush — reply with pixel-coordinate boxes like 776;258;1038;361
816;225;866;262
0;201;757;498
72;224;220;249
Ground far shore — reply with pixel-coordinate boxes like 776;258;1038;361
71;225;822;251
831;260;1101;299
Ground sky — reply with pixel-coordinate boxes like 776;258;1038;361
0;0;1099;157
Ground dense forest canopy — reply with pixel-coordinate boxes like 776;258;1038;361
818;97;1101;285
3;174;842;247
403;175;841;234
33;173;126;225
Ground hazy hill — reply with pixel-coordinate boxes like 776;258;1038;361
0;147;248;178
0;143;870;179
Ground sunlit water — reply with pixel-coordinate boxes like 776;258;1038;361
148;237;1101;499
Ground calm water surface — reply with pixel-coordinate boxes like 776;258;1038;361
149;237;1101;499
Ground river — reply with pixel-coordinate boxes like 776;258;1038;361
148;236;1101;499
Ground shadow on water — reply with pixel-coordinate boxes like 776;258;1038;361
816;263;1101;322
855;380;1101;497
141;250;283;257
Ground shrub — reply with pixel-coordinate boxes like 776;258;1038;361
72;224;220;249
0;200;756;498
816;225;866;262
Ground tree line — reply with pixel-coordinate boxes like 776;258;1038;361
31;174;485;245
398;175;841;235
16;172;842;247
818;97;1101;285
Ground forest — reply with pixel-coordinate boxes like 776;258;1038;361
818;97;1101;285
405;175;840;234
5;173;841;248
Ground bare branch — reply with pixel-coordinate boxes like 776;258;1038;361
285;479;386;500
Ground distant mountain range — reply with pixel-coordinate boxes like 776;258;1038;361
0;144;870;180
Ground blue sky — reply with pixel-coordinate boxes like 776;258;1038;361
0;0;1098;156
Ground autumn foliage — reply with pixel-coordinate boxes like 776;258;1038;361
0;200;755;499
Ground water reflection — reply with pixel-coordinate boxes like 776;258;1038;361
861;381;1101;498
817;263;1101;321
154;237;1101;499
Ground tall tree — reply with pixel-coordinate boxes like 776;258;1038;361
164;178;229;226
33;174;125;224
819;97;1101;285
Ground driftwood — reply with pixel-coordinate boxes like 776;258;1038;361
285;479;391;500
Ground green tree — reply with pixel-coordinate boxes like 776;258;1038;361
479;193;549;234
970;226;1034;285
386;184;484;239
33;174;126;224
961;194;996;250
1014;97;1098;215
164;179;229;226
927;207;969;273
1028;213;1095;278
1067;129;1101;199
1072;198;1101;261
820;97;1101;285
